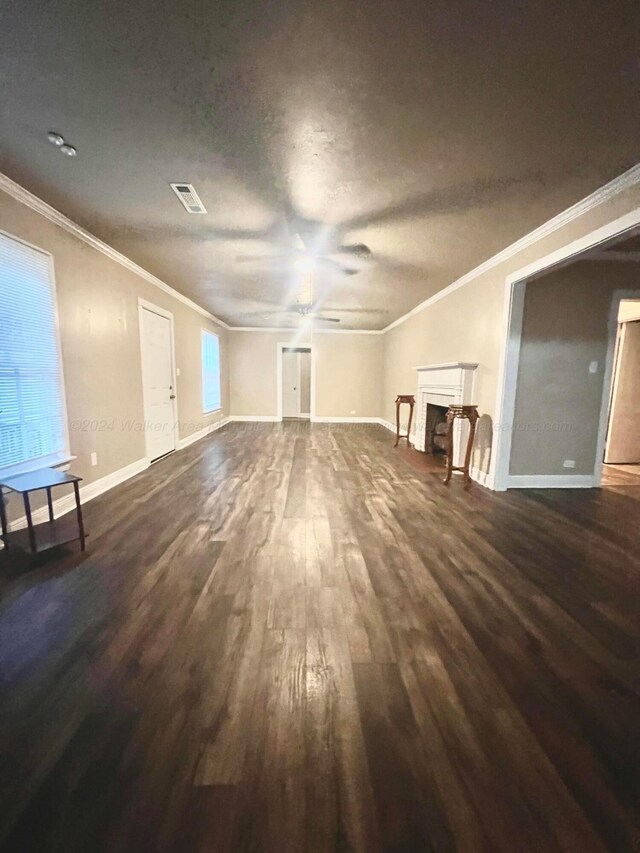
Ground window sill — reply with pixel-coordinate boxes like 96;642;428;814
0;453;77;482
203;407;223;415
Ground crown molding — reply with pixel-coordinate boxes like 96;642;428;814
4;162;639;338
382;162;640;333
230;325;382;334
0;173;230;329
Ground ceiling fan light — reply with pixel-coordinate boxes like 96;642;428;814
293;255;315;274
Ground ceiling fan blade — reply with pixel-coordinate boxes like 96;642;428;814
311;315;341;323
236;253;292;263
335;243;371;257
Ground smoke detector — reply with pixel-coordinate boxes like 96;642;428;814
170;183;207;214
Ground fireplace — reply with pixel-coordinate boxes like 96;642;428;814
424;402;449;455
413;362;478;467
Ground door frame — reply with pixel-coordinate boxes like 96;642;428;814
138;297;179;463
276;341;315;421
601;293;640;467
492;206;640;490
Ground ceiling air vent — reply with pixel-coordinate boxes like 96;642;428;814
170;183;207;214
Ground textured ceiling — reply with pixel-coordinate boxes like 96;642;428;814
0;0;638;329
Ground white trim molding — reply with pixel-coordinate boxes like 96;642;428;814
230;415;281;422
176;417;230;450
383;163;640;333
3;164;638;337
311;416;381;424
506;475;595;489
492;209;640;490
6;457;149;532
0;173;229;329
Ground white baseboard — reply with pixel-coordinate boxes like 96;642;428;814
229;415;280;422
377;418;418;445
176;416;230;450
6;456;150;532
470;466;494;488
311;416;381;424
6;417;235;533
505;474;595;489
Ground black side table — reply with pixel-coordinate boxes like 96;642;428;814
0;468;86;555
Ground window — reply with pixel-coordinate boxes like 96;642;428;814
201;330;221;413
0;232;68;476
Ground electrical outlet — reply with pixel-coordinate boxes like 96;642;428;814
563;459;576;469
176;367;181;376
90;452;98;467
350;410;356;415
589;361;598;374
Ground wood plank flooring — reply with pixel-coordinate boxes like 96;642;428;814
0;422;639;852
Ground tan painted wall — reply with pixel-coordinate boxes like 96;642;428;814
382;183;640;475
0;190;229;513
510;261;640;476
229;331;383;419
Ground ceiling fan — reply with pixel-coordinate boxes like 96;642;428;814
236;213;372;276
260;303;341;324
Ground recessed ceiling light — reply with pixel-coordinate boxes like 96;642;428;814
60;144;77;157
47;131;64;147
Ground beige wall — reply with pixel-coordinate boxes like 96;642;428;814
229;330;383;419
510;261;640;476
382;183;640;476
0;190;229;510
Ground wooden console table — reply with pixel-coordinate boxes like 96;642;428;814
0;468;86;555
444;404;479;484
394;395;415;447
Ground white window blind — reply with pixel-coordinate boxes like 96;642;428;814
201;330;221;413
0;233;67;475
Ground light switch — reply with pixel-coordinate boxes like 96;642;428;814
90;452;98;466
176;367;181;376
589;361;598;374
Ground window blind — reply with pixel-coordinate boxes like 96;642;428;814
0;233;67;474
201;330;221;413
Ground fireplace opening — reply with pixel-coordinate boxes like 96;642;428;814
424;403;449;455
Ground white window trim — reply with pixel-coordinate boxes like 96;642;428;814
201;328;222;414
0;229;72;480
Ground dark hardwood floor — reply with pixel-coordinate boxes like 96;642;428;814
0;423;639;852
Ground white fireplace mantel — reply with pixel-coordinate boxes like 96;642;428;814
413;361;478;463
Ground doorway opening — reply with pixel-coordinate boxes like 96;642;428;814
602;300;640;489
280;346;312;420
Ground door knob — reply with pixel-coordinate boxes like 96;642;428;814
169;394;176;399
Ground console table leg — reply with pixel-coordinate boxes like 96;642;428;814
74;481;86;551
23;493;37;554
463;415;479;483
406;401;414;448
394;399;401;447
46;487;55;522
0;488;8;549
444;414;454;484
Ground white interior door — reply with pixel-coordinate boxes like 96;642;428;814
299;350;311;417
140;306;176;461
282;350;299;417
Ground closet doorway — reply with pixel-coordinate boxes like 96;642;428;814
278;345;312;420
